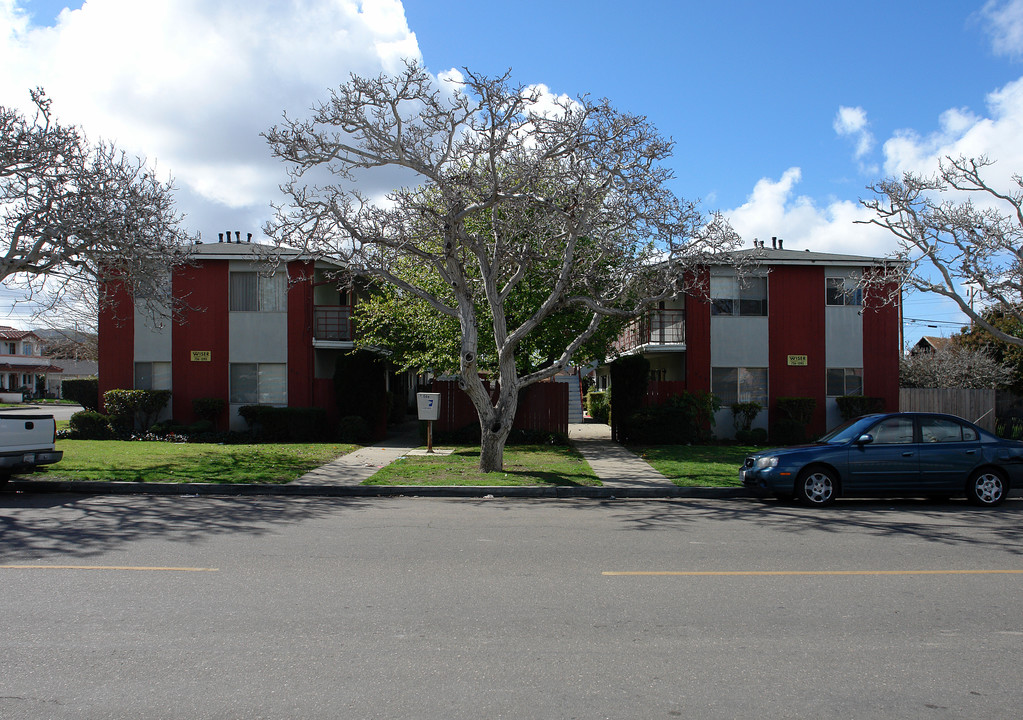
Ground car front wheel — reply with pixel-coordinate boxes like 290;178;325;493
967;469;1007;507
797;467;837;506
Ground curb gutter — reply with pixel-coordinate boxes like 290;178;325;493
5;479;753;500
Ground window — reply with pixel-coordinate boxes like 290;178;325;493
3;342;14;354
826;368;863;396
230;363;287;404
710;276;767;316
229;272;287;312
21;343;32;355
134;362;172;390
711;367;768;406
826;277;863;306
871;417;914;444
921;417;978;443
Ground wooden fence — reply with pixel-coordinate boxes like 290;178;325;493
899;388;996;432
431;380;568;434
644;380;688;406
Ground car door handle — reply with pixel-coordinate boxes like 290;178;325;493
966;449;976;455
902;452;914;457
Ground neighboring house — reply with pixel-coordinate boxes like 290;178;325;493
98;236;407;431
598;242;902;439
910;336;951;356
45;358;99;398
0;326;64;401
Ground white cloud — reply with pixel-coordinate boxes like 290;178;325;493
725;168;896;257
980;0;1023;58
0;0;421;237
833;105;875;169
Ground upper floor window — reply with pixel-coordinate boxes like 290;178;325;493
826;277;862;306
710;276;767;317
2;342;15;354
21;343;32;355
230;272;287;312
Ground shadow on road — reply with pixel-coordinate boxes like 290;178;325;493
0;493;374;563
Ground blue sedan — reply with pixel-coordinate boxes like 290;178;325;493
740;412;1023;506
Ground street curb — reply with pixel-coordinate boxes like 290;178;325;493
4;479;754;499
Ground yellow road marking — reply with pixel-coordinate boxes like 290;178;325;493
603;569;1023;577
0;565;218;572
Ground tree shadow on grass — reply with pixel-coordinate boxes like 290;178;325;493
0;493;375;563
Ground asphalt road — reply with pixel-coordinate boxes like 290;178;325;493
3;493;1023;719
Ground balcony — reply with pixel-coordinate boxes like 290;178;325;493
314;305;354;343
613;310;685;355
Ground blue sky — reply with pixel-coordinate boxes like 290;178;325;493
4;0;1023;343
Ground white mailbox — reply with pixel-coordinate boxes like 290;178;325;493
416;392;441;421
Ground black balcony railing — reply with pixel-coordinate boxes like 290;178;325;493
613;310;685;353
314;305;354;341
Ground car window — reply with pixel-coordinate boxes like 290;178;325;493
920;417;966;443
871;417;915;444
919;418;979;442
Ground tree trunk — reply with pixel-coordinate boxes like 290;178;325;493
475;381;519;473
479;422;512;473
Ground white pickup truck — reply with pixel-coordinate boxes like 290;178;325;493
0;412;63;485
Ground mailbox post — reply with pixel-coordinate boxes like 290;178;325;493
416;392;441;453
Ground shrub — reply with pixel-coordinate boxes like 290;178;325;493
192;397;226;424
338;415;371;443
772;397;817;445
587;390;610;424
69;410;113;440
730;401;762;433
623;391;720;445
103;389;172;434
239;405;329;442
736;427;768;445
333;351;387;440
62;378;99;411
835;395;886;421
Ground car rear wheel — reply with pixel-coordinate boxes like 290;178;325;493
967;469;1007;507
797;467;837;506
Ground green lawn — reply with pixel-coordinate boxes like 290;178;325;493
35;439;356;484
365;445;601;486
628;444;758;487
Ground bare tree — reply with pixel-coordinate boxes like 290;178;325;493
265;61;742;471
1;89;191;318
861;155;1023;346
900;342;1012;389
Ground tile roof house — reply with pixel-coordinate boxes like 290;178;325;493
0;326;64;400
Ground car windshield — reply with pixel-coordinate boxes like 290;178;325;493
816;416;880;444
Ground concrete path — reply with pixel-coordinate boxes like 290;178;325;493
293;422;422;486
567;422;674;488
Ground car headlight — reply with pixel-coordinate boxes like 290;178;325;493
755;456;779;470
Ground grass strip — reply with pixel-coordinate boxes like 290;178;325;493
629;444;759;487
365;444;601;486
36;439;356;484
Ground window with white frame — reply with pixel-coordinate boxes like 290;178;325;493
229;272;287;312
826;277;863;306
134;362;172;391
711;367;768;406
230;363;287;404
21;342;32;355
826;367;863;396
710;275;767;316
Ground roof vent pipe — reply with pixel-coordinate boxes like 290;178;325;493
771;236;777;249
234;231;240;243
247;233;252;243
218;233;224;243
779;238;784;250
226;229;232;244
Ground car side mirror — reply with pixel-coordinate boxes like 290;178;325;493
856;434;874;445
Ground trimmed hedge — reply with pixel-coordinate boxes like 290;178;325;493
587;390;610;424
62;378;99;411
238;405;330;442
103;389;171;434
69;410;113;440
624;391;720;445
772;397;816;445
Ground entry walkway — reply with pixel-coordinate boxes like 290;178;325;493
567;422;674;488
